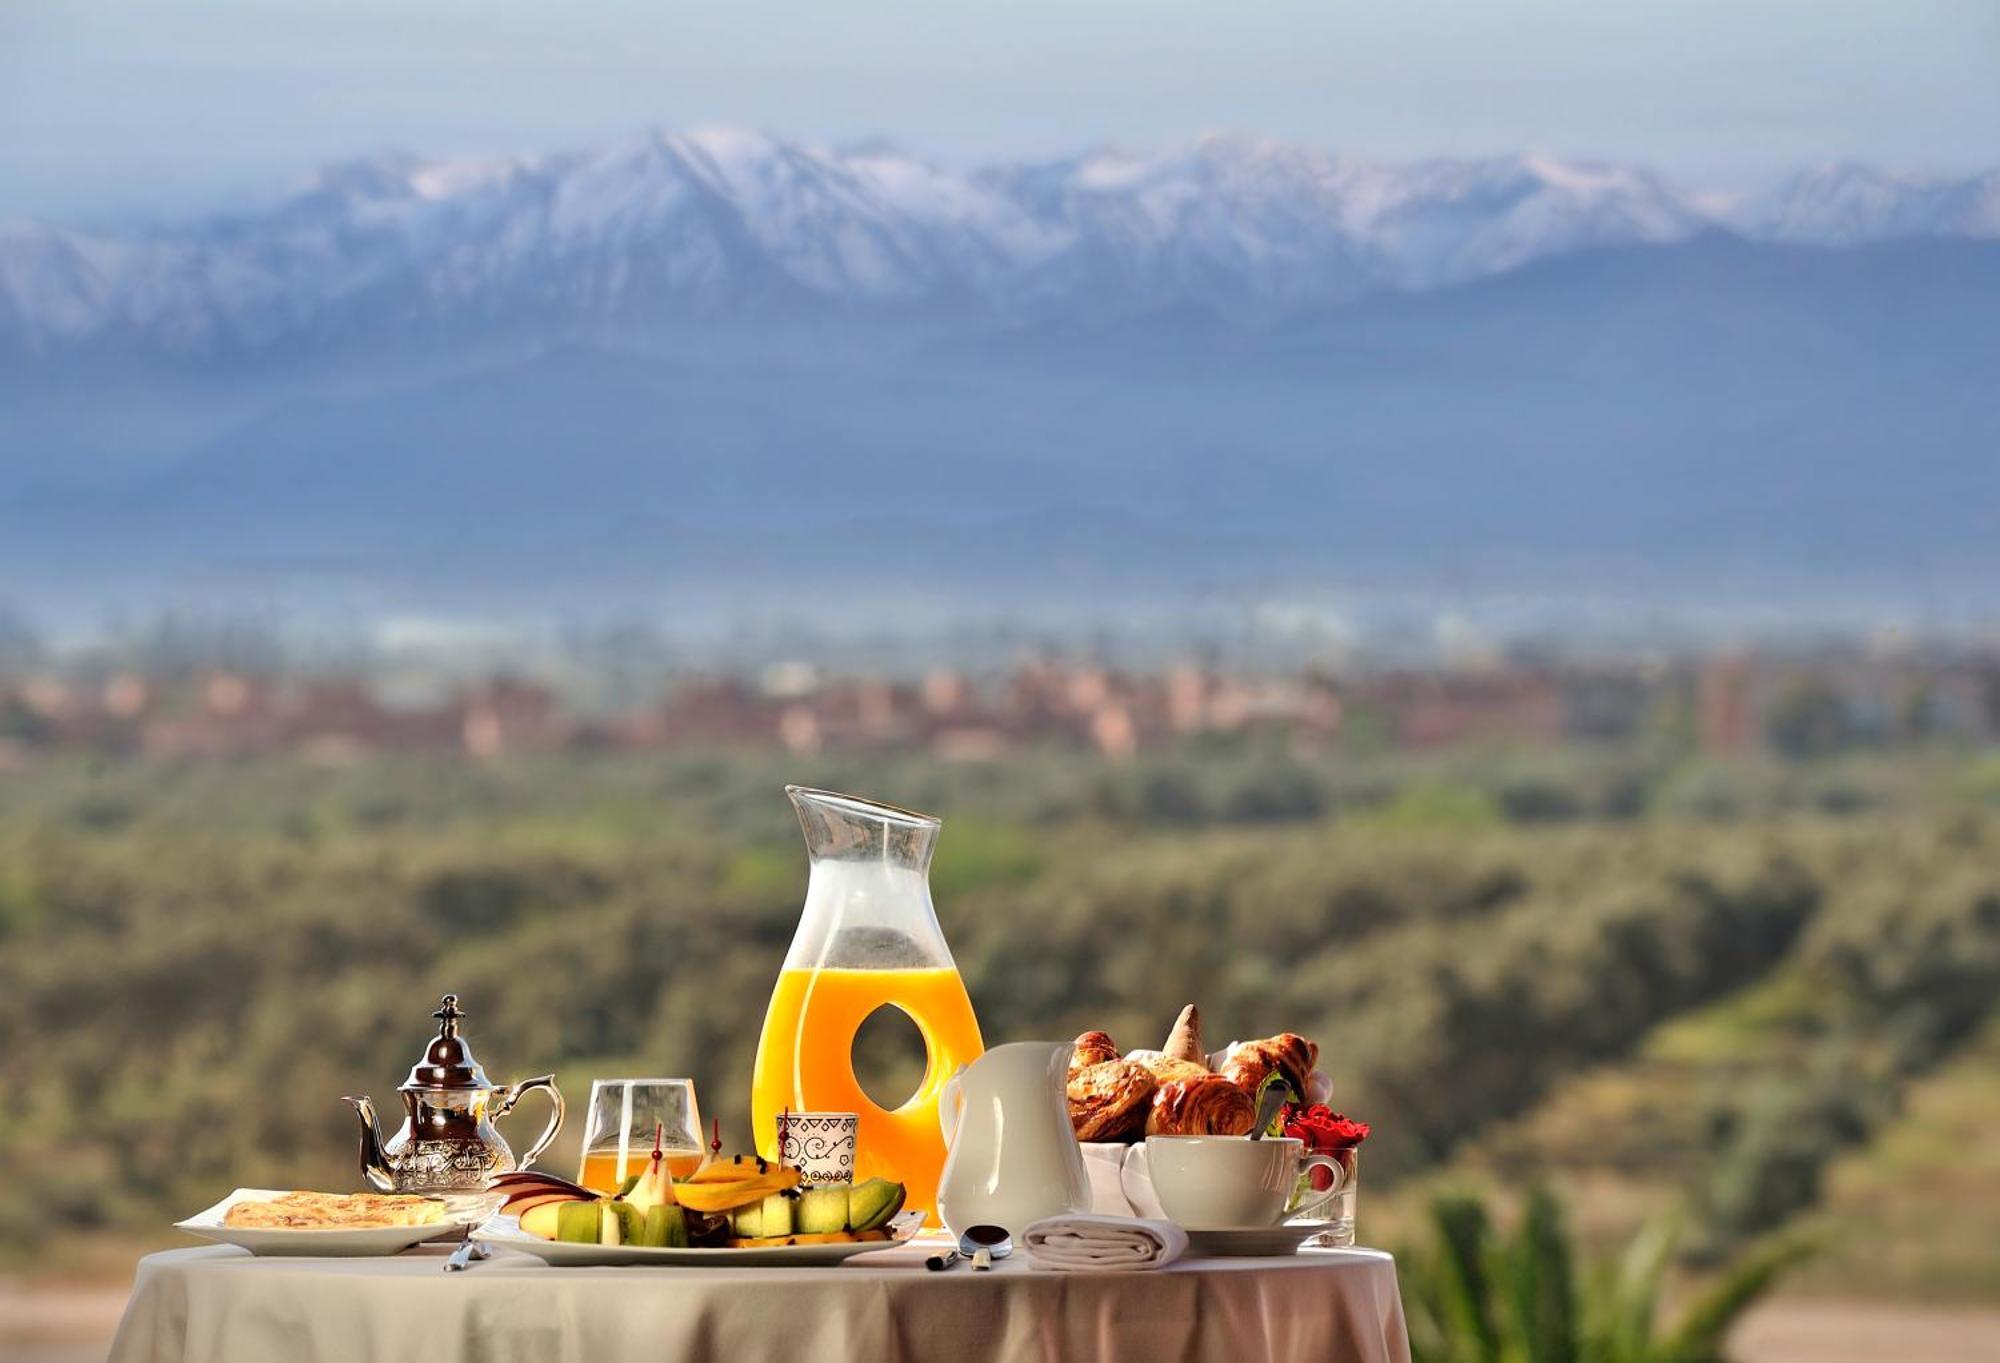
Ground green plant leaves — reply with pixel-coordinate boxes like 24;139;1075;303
1404;1190;1813;1363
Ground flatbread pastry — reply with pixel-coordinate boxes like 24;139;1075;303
222;1191;446;1229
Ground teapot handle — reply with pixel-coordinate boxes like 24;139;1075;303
495;1074;565;1171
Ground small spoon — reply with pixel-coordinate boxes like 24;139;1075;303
1248;1082;1290;1140
926;1224;1011;1272
963;1224;1011;1271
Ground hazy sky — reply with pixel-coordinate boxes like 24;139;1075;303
3;0;1996;221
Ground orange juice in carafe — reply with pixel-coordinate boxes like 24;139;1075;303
752;788;984;1223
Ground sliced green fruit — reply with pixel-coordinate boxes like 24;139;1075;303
556;1201;602;1244
731;1201;764;1239
610;1200;643;1246
847;1179;905;1233
641;1204;688;1249
758;1191;794;1238
797;1185;850;1235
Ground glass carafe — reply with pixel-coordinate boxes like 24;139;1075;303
751;787;985;1223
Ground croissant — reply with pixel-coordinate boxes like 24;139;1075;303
1146;1076;1256;1136
1067;1059;1157;1141
1219;1033;1319;1099
1069;1031;1121;1073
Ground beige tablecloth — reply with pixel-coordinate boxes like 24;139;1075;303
110;1240;1411;1363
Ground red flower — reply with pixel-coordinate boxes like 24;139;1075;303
1283;1103;1370;1153
1283;1104;1369;1192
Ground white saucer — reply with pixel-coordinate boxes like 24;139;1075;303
1181;1224;1324;1257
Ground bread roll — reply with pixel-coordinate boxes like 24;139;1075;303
1066;1059;1157;1141
1134;1054;1210;1087
1068;1030;1120;1073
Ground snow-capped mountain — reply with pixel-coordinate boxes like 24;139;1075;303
1740;163;2000;246
1;129;1994;354
986;136;1707;311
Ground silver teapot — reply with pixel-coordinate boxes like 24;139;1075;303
343;994;563;1195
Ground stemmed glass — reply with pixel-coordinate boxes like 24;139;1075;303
575;1079;704;1192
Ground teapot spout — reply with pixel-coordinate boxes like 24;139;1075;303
342;1094;397;1193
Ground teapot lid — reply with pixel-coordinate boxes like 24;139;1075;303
400;994;495;1091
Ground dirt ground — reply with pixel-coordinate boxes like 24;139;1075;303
6;1282;1998;1363
1727;1301;2000;1363
0;1281;128;1363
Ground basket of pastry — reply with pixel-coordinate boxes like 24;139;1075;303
1066;1003;1362;1219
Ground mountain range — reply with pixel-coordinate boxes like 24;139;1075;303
3;131;1996;354
1;130;1996;629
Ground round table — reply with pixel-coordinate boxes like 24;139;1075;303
108;1238;1411;1363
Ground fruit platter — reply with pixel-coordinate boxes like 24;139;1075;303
471;1129;922;1267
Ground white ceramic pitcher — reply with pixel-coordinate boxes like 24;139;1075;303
937;1041;1090;1237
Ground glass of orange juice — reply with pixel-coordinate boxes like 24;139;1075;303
752;787;984;1224
576;1078;705;1192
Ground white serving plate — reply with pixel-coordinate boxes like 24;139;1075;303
472;1209;924;1267
175;1188;467;1257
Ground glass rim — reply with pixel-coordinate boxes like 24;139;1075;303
785;784;941;828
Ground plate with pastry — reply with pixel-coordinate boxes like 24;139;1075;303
176;1188;461;1256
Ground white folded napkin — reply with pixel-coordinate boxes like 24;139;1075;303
1022;1214;1188;1272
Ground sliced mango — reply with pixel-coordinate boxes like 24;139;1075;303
673;1162;801;1214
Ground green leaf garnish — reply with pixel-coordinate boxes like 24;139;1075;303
1253;1070;1294;1136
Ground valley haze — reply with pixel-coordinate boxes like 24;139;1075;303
2;130;1996;637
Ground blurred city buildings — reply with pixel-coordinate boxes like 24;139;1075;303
3;646;1996;765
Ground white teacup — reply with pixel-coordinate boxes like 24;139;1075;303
1124;1135;1338;1230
